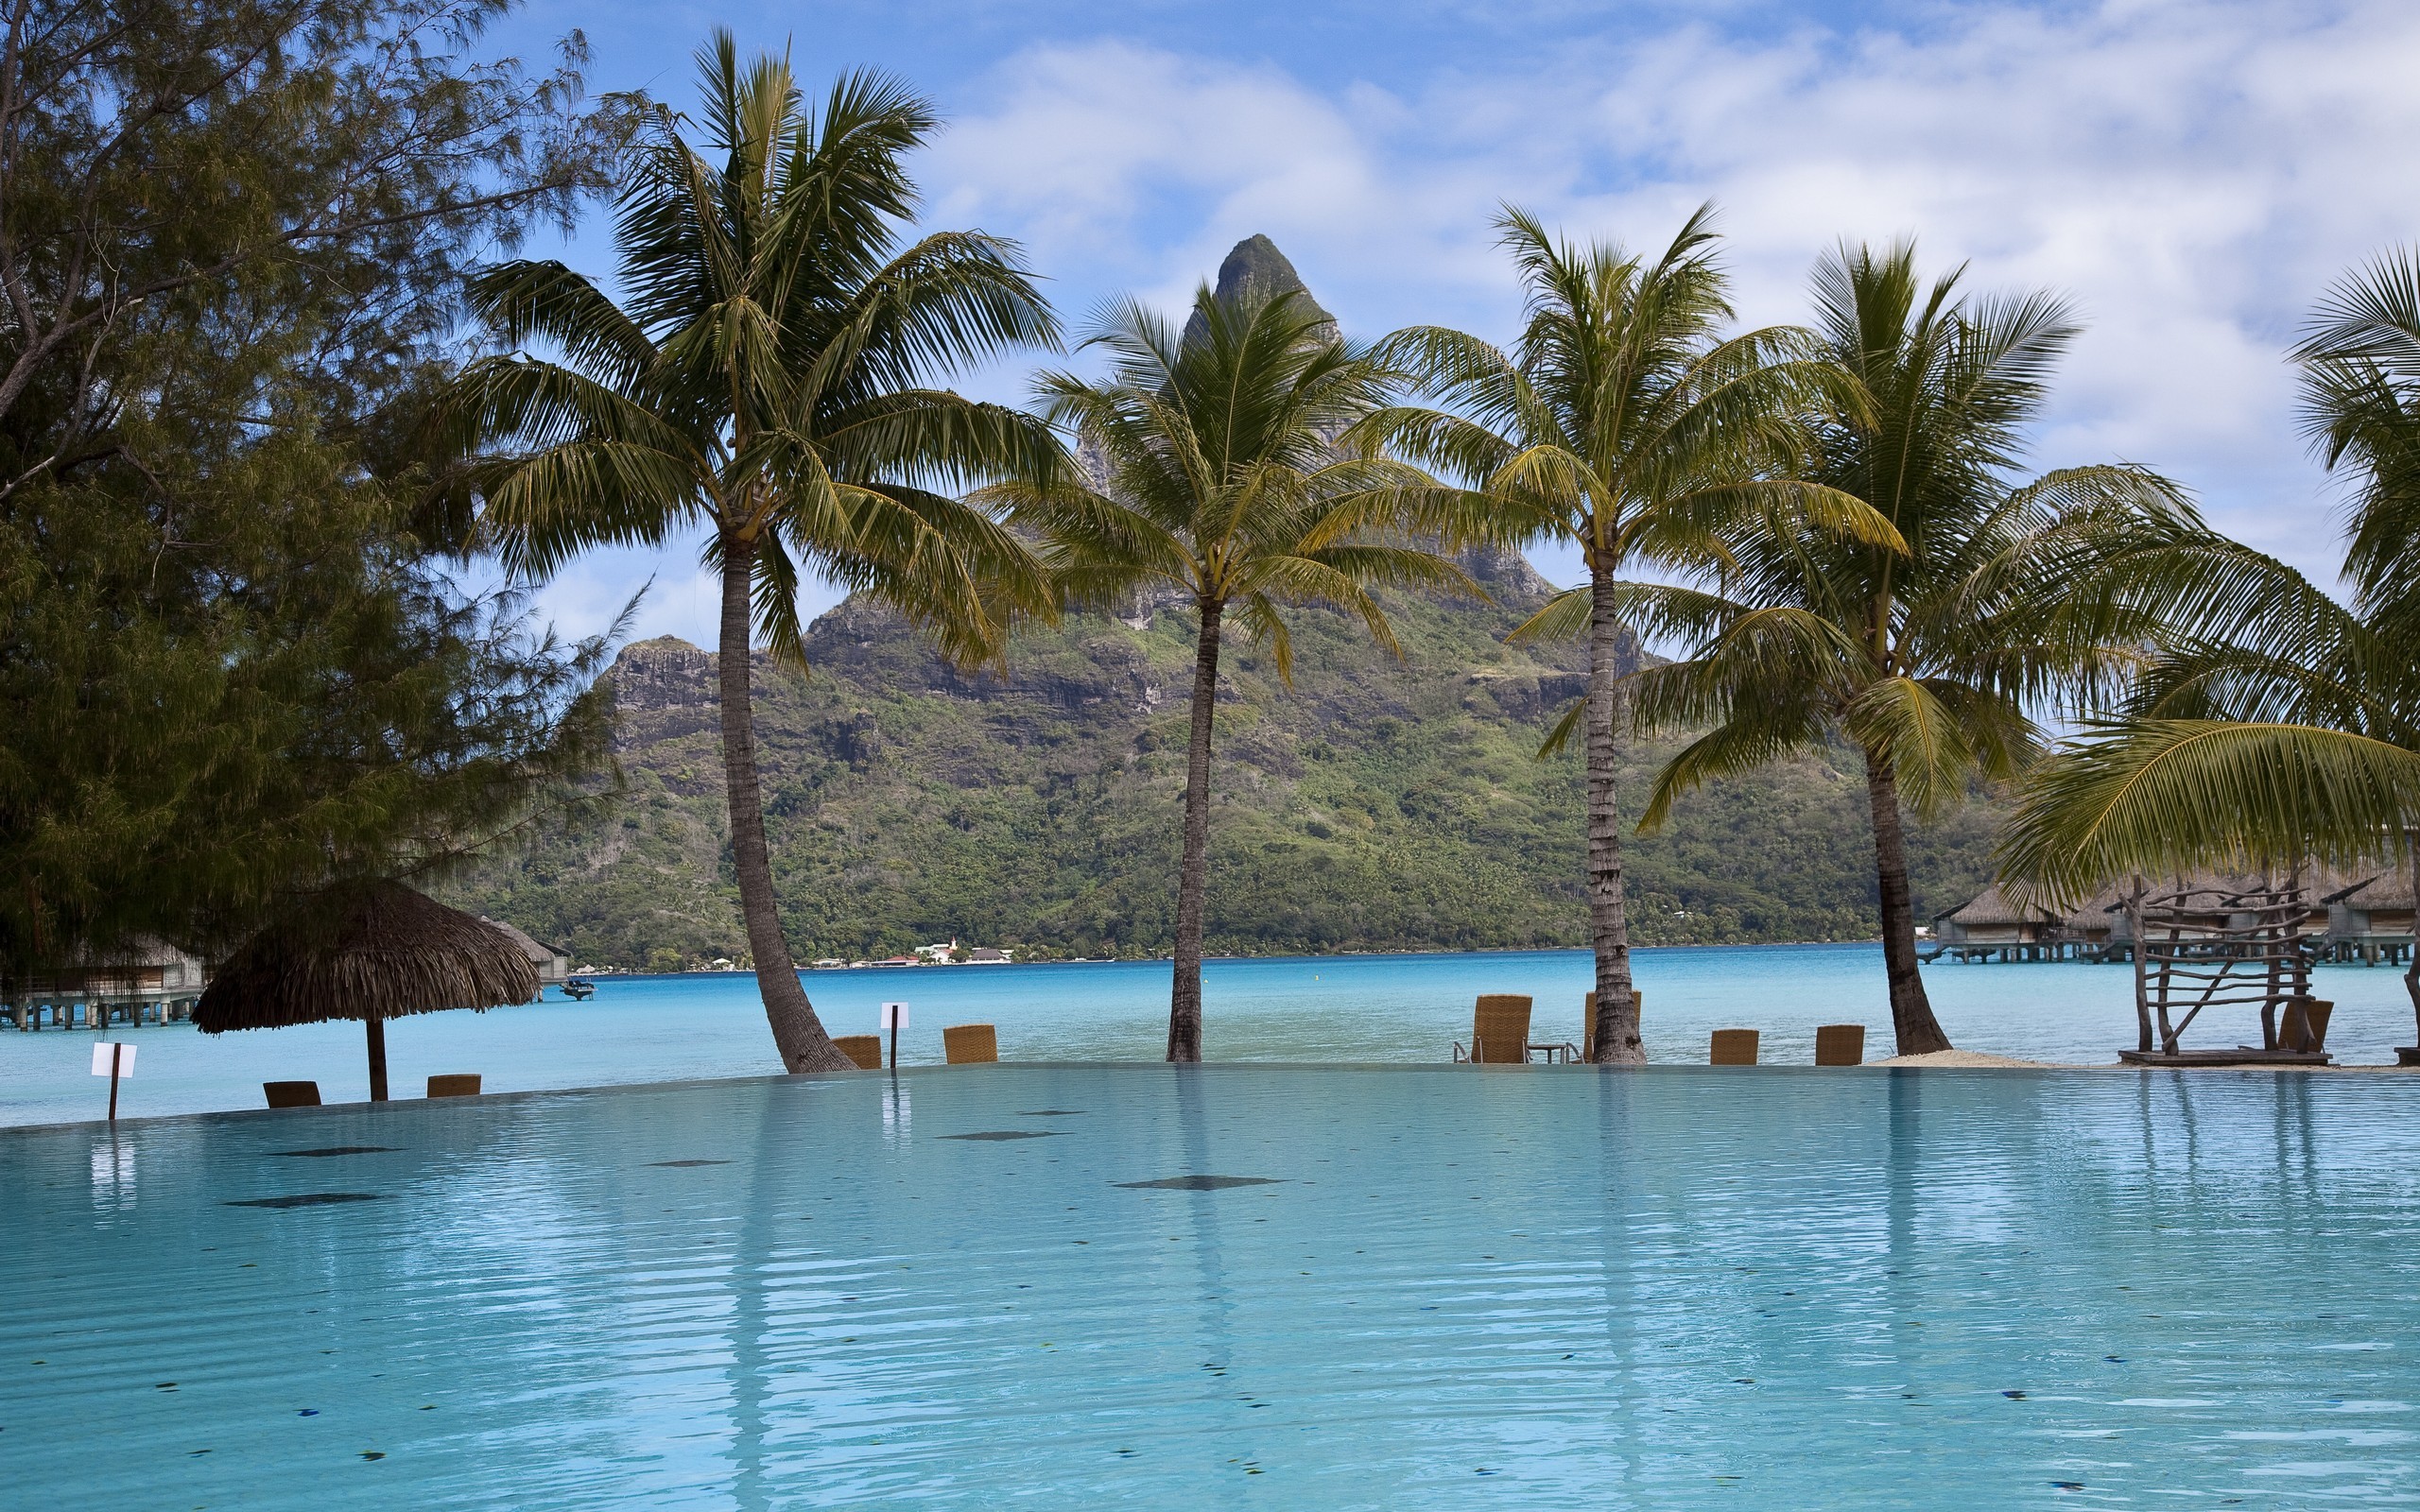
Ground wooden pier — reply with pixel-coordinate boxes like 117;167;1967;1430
9;936;208;1030
7;995;199;1030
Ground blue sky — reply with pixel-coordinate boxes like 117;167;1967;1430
479;0;2420;650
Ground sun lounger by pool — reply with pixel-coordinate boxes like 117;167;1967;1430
263;1080;321;1108
1577;989;1644;1062
1814;1024;1866;1066
1710;1028;1759;1065
1455;995;1532;1063
2279;998;2332;1054
834;1034;883;1069
943;1023;999;1064
426;1074;481;1098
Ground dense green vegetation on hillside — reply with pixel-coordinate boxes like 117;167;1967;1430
454;554;2002;967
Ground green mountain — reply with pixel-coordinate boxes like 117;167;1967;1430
452;546;2001;969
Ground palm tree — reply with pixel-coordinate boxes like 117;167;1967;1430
432;37;1059;1072
990;284;1468;1061
1364;207;1894;1064
1631;241;2195;1057
1999;249;2420;1047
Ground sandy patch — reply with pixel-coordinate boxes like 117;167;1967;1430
1869;1049;2082;1069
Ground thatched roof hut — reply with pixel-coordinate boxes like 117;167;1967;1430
1933;885;2060;944
2319;864;2416;939
197;881;539;1101
480;917;570;984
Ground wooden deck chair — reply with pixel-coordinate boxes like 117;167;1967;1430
1709;1028;1759;1066
263;1080;321;1108
1456;994;1532;1063
1814;1024;1866;1066
833;1034;883;1070
425;1074;481;1098
1581;989;1643;1062
2279;999;2333;1054
942;1022;999;1064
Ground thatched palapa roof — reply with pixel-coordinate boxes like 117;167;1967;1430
195;881;539;1033
481;917;564;966
1935;884;2059;929
2321;867;2416;909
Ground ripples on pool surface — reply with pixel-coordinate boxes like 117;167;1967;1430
6;1065;2417;1509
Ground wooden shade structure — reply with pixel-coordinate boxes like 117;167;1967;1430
195;881;539;1101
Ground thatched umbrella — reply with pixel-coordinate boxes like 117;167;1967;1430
196;881;539;1101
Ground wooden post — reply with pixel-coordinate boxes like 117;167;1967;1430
365;1008;389;1102
107;1042;122;1123
2128;879;2152;1054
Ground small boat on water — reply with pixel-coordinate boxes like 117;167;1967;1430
560;978;596;1001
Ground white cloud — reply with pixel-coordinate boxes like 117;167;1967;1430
922;1;2420;585
541;1;2420;644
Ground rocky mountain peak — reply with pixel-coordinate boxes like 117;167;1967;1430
1182;233;1337;348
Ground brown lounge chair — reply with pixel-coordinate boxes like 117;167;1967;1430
833;1034;883;1070
1814;1024;1866;1066
426;1074;481;1098
942;1023;998;1064
263;1080;321;1108
1456;994;1532;1063
1710;1028;1759;1066
1578;989;1645;1062
2278;998;2333;1055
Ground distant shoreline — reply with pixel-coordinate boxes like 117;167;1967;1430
592;937;1899;976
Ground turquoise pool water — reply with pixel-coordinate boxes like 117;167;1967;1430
5;1064;2417;1507
9;943;2420;1125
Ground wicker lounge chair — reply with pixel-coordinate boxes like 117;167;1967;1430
833;1034;883;1070
942;1023;998;1064
1578;989;1644;1062
1455;994;1532;1063
1709;1028;1759;1065
425;1074;481;1098
1814;1024;1866;1065
262;1080;321;1108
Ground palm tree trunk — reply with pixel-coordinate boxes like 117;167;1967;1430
1861;749;1952;1056
1585;568;1643;1065
1167;600;1223;1063
717;533;852;1073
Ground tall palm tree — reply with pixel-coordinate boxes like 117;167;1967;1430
432;38;1059;1072
2000;249;2420;1046
991;284;1468;1061
1364;207;1895;1064
1631;241;2195;1057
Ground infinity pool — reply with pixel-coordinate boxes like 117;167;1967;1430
7;1065;2417;1508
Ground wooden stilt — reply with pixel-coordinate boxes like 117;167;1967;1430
2128;880;2152;1055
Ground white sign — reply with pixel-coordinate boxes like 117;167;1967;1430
879;1002;908;1029
90;1042;135;1077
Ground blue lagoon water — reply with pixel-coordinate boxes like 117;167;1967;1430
5;1064;2418;1508
8;943;2420;1125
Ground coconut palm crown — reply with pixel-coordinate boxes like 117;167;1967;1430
990;281;1473;1061
1632;241;2201;1056
1363;206;1898;1064
1997;250;2420;1057
430;37;1060;1072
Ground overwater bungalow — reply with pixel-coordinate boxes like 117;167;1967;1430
2318;869;2416;965
1927;885;2065;961
480;918;573;988
5;936;209;1030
